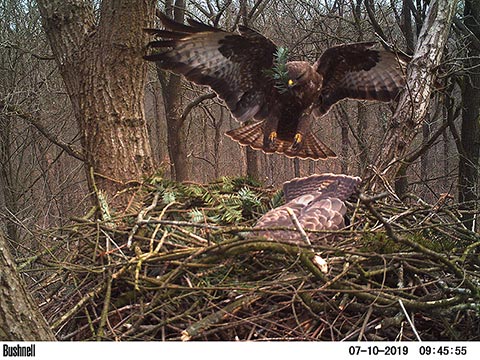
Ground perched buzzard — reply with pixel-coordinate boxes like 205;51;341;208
145;13;408;160
252;173;361;243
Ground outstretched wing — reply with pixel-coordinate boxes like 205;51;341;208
252;174;361;242
145;13;278;122
314;42;408;114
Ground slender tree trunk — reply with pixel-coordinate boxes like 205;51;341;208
340;118;349;174
351;0;367;176
246;146;260;180
159;68;189;181
370;0;458;194
458;0;480;230
333;107;350;174
421;119;431;185
0;115;18;244
356;103;368;175
401;0;415;53
213;108;225;179
0;230;56;340
442;103;450;190
37;0;155;209
239;0;260;180
293;159;300;178
157;0;190;182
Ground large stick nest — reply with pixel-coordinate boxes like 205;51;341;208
24;176;480;340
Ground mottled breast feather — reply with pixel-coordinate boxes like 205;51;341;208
252;173;361;243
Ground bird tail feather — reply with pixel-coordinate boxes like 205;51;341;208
225;121;266;151
225;122;336;161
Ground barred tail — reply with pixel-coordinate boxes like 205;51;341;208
226;122;337;161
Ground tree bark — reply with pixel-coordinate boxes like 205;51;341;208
37;0;155;209
369;0;458;193
0;230;56;340
458;0;480;230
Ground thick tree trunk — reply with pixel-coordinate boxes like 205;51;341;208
458;0;480;230
37;0;155;209
370;0;458;193
0;230;56;340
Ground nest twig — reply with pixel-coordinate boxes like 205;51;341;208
21;177;480;341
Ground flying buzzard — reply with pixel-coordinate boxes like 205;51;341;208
252;173;361;243
145;13;408;160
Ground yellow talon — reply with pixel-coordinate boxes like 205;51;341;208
294;133;303;144
269;131;277;142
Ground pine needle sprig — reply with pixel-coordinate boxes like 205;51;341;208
264;47;290;93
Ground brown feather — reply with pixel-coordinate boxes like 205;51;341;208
145;14;277;123
225;122;336;160
315;42;408;114
251;174;361;242
283;173;361;202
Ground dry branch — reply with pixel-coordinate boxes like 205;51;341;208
24;177;480;341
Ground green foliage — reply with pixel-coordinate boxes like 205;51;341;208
264;47;290;93
359;229;457;254
152;176;273;225
268;189;285;210
189;208;204;223
358;232;405;253
411;230;457;252
162;191;176;204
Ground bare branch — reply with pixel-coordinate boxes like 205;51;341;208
453;16;480;52
180;92;216;127
1;101;84;161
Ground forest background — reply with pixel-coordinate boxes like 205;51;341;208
0;0;479;341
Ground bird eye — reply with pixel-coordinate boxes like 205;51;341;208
288;79;294;86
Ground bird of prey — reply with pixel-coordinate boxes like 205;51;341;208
252;173;361;243
144;13;408;160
